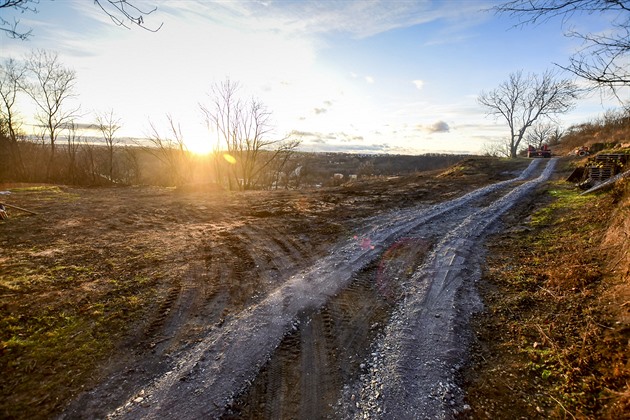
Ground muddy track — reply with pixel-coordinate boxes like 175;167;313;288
60;214;322;419
358;159;557;419
97;158;555;419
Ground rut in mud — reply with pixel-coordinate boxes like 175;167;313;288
100;158;556;419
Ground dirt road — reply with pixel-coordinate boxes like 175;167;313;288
73;158;556;419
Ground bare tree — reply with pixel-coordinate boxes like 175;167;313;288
145;115;192;186
22;49;80;177
200;79;301;190
525;121;557;148
478;70;579;158
95;109;121;181
79;138;99;184
550;126;563;146
201;79;239;189
120;145;141;185
481;139;511;158
1;0;161;40
0;0;37;40
494;0;630;96
65;121;82;184
269;145;303;189
0;57;26;177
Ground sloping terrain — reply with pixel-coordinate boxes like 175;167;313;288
460;161;630;419
0;157;575;419
0;157;523;418
101;159;554;419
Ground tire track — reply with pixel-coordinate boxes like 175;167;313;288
359;158;558;419
108;159;550;419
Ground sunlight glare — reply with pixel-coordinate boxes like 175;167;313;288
223;154;237;164
185;138;213;155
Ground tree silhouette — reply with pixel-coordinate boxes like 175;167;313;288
494;0;629;96
479;70;579;158
22;49;79;178
0;0;162;40
200;80;300;190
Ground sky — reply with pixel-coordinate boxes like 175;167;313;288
1;0;627;155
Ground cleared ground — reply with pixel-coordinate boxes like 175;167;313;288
0;157;583;419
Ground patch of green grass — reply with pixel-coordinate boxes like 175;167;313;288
1;308;115;414
530;184;595;227
0;251;160;419
9;185;80;202
0;281;155;418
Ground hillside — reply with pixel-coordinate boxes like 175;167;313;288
1;109;628;418
461;108;630;418
0;157;530;418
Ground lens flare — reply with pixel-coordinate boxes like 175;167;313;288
354;235;375;250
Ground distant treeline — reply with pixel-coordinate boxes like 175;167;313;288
304;152;469;178
0;133;468;189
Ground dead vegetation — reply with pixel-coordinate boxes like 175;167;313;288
555;107;630;156
460;158;630;418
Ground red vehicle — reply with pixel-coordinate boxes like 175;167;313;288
527;144;552;158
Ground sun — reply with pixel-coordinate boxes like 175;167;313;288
185;137;213;155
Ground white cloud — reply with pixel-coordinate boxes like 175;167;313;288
426;120;450;133
365;76;375;84
161;0;492;40
413;80;425;90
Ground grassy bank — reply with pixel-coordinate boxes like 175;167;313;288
462;170;630;418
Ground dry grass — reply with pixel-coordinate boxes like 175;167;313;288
462;175;630;419
555;107;630;155
0;187;169;418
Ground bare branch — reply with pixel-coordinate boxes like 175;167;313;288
93;0;163;32
96;109;122;180
1;0;162;40
21;49;81;174
493;0;630;95
200;79;301;190
0;0;38;39
144;115;191;186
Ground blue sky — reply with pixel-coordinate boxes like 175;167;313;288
1;0;626;154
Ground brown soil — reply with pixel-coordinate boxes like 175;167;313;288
1;156;627;419
1;157;515;419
